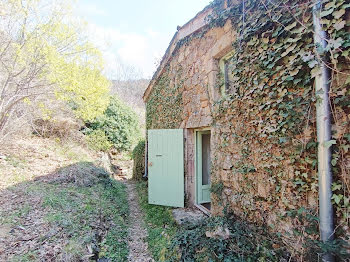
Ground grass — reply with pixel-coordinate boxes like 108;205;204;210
99;179;129;260
136;181;179;261
0;202;31;224
2;162;129;261
9;251;38;262
41;175;129;261
8;171;30;184
54;141;91;162
5;155;27;168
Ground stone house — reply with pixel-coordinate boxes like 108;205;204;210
143;0;349;246
144;2;237;210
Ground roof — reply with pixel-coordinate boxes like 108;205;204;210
143;4;214;102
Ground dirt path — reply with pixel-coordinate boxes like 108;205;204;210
124;181;153;262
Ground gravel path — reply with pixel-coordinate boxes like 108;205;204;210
125;181;153;262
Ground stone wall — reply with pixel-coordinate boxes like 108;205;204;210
145;16;314;226
184;129;195;205
146;19;237;206
146;19;236;130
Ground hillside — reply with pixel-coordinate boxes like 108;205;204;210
111;79;149;115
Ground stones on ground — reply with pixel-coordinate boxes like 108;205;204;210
96;152;113;173
205;226;230;240
172;208;206;226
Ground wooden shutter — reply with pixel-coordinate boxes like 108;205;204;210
148;129;184;207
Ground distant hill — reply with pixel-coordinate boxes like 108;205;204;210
110;79;149;127
111;79;149;109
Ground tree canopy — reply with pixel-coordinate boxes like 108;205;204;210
86;96;142;152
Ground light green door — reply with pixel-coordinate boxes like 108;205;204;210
196;131;211;204
148;129;184;207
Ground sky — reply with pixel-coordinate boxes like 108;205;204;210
75;0;211;80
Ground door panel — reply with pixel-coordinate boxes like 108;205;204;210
148;129;184;207
196;131;211;204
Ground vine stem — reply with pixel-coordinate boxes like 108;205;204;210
239;0;245;50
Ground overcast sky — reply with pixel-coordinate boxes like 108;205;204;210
75;0;211;80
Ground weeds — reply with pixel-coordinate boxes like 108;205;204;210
53;141;91;162
9;251;37;262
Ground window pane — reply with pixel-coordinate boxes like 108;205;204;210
202;134;211;185
224;61;229;93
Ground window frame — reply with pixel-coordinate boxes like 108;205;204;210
219;51;235;96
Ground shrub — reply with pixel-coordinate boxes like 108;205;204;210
132;140;145;180
86;96;141;152
33;118;79;137
86;130;112;152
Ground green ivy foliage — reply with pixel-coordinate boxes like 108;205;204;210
319;0;350;232
208;0;349;251
146;66;184;130
146;0;349;257
132;140;145;180
171;208;349;261
170;213;292;261
86;96;141;152
211;0;319;211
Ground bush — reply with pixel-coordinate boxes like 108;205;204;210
86;96;141;152
132;140;145;180
32;117;81;140
86;130;112;152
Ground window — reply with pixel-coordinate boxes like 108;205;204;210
219;51;235;96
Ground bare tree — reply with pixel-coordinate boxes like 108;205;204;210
0;0;109;142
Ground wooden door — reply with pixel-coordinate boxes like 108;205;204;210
148;129;184;207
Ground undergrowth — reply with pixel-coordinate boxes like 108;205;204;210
169;209;349;261
85;95;141;152
169;213;292;262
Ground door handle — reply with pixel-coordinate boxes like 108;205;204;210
156;154;162;157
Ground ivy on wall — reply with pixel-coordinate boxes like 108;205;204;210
145;0;349;257
132;139;145;180
208;0;350;253
146;66;184;130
